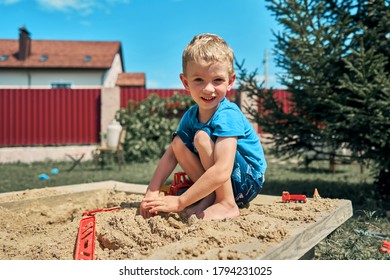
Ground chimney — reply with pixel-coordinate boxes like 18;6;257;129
18;26;31;61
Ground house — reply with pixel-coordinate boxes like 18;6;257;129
116;72;145;88
0;26;145;89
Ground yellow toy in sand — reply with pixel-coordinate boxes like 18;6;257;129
313;188;321;199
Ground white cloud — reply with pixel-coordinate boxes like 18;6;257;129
0;0;129;15
36;0;95;15
34;0;129;16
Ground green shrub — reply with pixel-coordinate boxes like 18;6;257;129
117;93;195;162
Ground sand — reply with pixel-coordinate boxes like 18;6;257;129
0;187;340;260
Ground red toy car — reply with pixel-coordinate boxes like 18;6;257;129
282;191;307;203
160;172;193;196
379;241;390;254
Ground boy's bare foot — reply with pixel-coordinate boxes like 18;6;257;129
196;201;240;221
185;194;214;217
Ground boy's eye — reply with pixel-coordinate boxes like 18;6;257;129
194;78;203;82
214;78;225;84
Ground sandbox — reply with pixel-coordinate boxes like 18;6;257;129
0;181;352;260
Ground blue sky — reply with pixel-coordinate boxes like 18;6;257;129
0;0;283;89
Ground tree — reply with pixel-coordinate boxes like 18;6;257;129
335;45;390;196
237;0;390;197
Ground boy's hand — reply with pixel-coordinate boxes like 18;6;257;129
140;193;160;219
142;196;183;214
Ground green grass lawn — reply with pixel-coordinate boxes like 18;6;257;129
0;160;159;194
0;156;389;260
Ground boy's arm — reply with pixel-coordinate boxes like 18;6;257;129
140;144;177;218
144;136;237;213
145;144;178;195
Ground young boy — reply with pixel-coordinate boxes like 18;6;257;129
140;33;267;220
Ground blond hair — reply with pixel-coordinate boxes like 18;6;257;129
182;33;234;77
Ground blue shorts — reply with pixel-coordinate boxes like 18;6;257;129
231;151;264;206
174;129;265;207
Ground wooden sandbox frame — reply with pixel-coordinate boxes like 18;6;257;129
0;181;353;260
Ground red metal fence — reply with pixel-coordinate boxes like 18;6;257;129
256;89;292;134
120;88;237;108
1;88;284;146
273;89;293;114
0;88;101;146
120;88;188;108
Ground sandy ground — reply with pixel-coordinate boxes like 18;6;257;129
0;187;340;260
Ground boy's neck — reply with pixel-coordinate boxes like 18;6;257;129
197;99;223;123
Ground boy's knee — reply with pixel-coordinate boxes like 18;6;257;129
194;130;213;150
172;135;186;152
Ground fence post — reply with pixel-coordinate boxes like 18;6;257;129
100;87;120;145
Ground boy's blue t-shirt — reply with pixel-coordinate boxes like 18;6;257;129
175;97;267;174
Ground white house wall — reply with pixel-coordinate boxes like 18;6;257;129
103;53;123;88
0;70;29;87
0;69;108;88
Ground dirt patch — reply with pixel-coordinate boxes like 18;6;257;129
0;188;340;260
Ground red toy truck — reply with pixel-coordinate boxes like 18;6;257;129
282;191;307;203
379;241;390;254
160;172;193;196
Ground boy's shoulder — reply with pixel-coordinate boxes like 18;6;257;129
221;97;239;108
211;99;246;127
182;98;242;122
185;103;198;116
218;98;243;115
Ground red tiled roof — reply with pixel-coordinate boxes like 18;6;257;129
116;72;146;87
0;39;122;69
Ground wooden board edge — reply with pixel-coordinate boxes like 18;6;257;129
257;199;353;260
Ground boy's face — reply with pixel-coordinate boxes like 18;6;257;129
180;60;236;120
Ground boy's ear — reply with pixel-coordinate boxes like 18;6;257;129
180;74;190;91
227;72;236;91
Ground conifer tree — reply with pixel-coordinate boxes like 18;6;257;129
238;0;390;196
335;45;390;196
